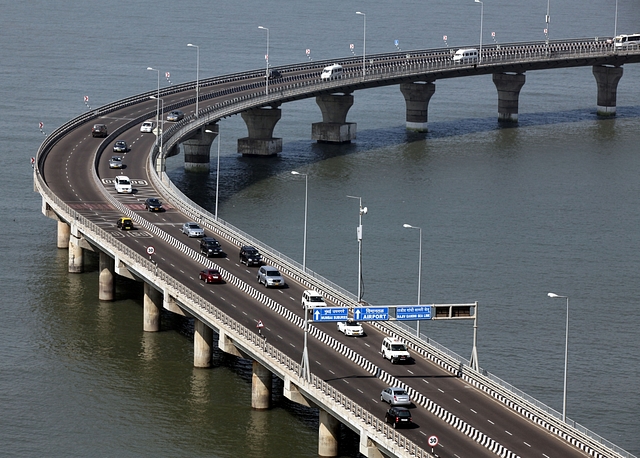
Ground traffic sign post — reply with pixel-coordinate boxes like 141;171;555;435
396;305;432;320
428;435;439;452
353;306;389;321
311;307;348;322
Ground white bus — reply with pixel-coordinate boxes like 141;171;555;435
613;33;640;48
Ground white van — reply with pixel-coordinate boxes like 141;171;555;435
453;48;478;64
301;289;327;311
114;175;132;194
321;64;343;80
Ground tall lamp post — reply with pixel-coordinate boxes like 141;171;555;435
146;67;160;142
258;26;269;95
347;195;367;303
614;0;618;38
548;292;569;422
149;96;164;154
403;224;422;337
204;128;222;221
187;43;200;117
291;171;308;272
545;0;550;44
356;11;366;77
474;0;483;63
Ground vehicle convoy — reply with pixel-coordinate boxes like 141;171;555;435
200;237;223;257
239;246;262;266
181;222;204;237
381;337;411;363
257;265;286;288
337;319;365;336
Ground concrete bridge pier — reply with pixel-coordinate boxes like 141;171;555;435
318;410;340;457
251;361;272;410
193;319;213;368
238;106;283;156
492;72;526;122
312;93;356;143
57;221;70;249
593;65;623;116
400;81;436;132
182;125;217;172
68;234;84;273
143;283;161;332
98;252;115;301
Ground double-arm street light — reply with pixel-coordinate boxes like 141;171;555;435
403;224;422;337
355;11;366;77
258;26;269;95
187;43;200;117
291;171;308;272
474;0;483;63
548;292;569;422
146;67;160;139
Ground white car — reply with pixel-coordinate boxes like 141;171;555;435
337;319;365;336
381;337;411;364
301;289;326;311
380;387;412;406
140;120;155;133
114;175;132;194
181;222;204;237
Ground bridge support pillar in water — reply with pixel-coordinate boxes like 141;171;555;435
193;319;213;368
251;361;272;410
99;252;115;301
400;81;436;132
57;221;70;249
492;72;526;123
593;65;623;116
312;93;356;143
143;283;161;332
182;125;217;172
238;106;283;156
318;410;340;457
68;233;84;273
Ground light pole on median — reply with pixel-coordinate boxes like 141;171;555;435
548;292;569;423
545;0;550;44
187;43;200;117
356;11;366;77
614;0;618;38
258;26;269;95
474;0;483;63
204;128;222;221
146;67;160;144
403;224;422;337
149;96;164;155
347;195;367;303
291;171;308;272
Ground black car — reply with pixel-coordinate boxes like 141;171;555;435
267;69;282;79
384;406;412;429
91;123;108;138
239;246;262;266
144;197;163;212
200;237;223;257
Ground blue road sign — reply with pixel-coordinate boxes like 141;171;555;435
396;305;432;320
354;307;389;321
312;307;349;322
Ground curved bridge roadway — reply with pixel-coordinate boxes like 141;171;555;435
37;38;638;458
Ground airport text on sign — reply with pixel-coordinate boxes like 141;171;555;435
354;307;389;321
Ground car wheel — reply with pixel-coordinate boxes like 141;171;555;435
392;422;397;429
380;395;385;402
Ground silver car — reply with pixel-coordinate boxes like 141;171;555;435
380;387;412;406
109;156;123;169
257;265;286;288
181;222;204;237
166;110;184;122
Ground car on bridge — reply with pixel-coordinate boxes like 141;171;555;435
337;319;365;336
239;246;262;266
257;265;286;288
109;156;123;169
199;268;223;284
181;222;204;237
116;217;134;230
384;406;412;429
113;140;128;152
167;110;184;122
140;120;155;133
302;289;327;311
114;175;132;194
267;69;282;79
381;337;411;364
380;387;412;406
91;123;108;137
144;197;163;212
200;237;223;257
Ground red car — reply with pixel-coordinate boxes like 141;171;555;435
199;269;223;284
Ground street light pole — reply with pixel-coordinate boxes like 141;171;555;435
187;43;200;117
545;0;550;44
149;96;164;155
356;11;366;77
205;128;221;221
146;67;160;144
474;0;483;63
258;26;269;95
347;195;367;302
614;0;618;38
291;171;308;272
548;292;569;422
403;224;422;337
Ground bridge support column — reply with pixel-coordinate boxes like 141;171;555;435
359;433;385;458
68;234;84;273
193;319;213;368
238;106;283;156
57;221;70;249
312;93;356;143
251;361;272;410
492;72;526;123
143;283;161;332
98;251;115;301
182;126;217;172
593;65;623;116
400;81;436;132
318;410;340;457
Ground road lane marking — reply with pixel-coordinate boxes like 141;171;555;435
487;419;495;424
470;408;477;414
